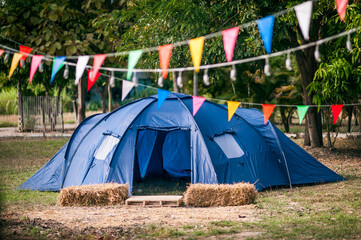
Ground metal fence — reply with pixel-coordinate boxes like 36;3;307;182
20;96;64;132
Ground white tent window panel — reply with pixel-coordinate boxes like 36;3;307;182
94;135;120;160
213;133;244;159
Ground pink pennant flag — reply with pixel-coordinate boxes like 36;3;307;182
331;104;343;124
0;49;4;56
222;27;239;62
87;69;101;92
193;96;206;116
159;44;173;79
29;55;43;83
91;54;106;82
336;0;348;21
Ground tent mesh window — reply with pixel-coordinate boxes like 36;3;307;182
213;133;244;159
94;135;120;160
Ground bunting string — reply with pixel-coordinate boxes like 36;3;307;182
1;26;359;75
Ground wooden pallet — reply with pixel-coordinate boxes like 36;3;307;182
125;195;183;207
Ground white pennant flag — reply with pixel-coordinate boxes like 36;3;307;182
75;56;90;85
294;1;313;41
122;80;135;101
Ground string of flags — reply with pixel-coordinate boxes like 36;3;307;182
0;0;358;125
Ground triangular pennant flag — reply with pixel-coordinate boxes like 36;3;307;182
297;105;309;125
157;89;171;109
0;49;4;56
91;54;106;82
19;46;32;67
222;27;239;62
127;50;143;80
193;96;206;116
262;104;276;124
87;69;101;92
75;56;90;85
50;56;66;84
121;80;135;101
227;101;241;121
159;44;173;79
29;55;43;83
8;53;23;79
336;0;348;21
331;104;343;124
189;37;204;73
257;15;275;54
294;1;313;41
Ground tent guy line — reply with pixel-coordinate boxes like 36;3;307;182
0;0;318;59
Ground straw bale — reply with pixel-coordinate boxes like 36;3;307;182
57;183;129;206
183;183;257;207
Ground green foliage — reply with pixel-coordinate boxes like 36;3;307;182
0;88;18;115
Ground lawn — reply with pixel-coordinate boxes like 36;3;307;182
0;138;360;239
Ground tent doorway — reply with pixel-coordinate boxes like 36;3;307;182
134;128;191;182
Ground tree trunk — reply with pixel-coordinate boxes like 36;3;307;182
295;47;323;147
347;106;353;133
280;108;290;133
77;76;86;125
17;78;24;132
172;71;179;93
54;86;63;129
108;77;112;112
193;72;198;96
95;82;108;113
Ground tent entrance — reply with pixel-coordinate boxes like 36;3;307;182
134;128;191;182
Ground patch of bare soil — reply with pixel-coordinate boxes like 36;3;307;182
23;205;258;230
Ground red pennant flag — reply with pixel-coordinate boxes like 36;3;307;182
87;69;101;92
91;54;106;82
159;44;173;79
19;46;33;67
0;49;4;56
222;27;239;62
262;104;276;124
336;0;348;21
331;104;343;124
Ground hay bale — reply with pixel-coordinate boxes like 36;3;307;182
57;183;129;206
183;183;257;207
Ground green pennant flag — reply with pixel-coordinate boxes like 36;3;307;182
127;50;143;80
297;105;309;124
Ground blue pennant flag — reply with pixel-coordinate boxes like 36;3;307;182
50;56;66;84
157;89;171;109
257;15;275;54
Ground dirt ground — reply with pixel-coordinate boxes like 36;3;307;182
23;205;259;229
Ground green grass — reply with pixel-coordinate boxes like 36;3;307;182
0;139;68;211
0;138;360;239
0;121;17;127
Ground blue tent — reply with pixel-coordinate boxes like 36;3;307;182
18;93;343;192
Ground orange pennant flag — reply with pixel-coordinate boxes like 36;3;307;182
331;104;343;124
159;44;173;79
19;46;33;67
8;53;23;79
189;37;204;73
227;101;240;121
262;104;276;124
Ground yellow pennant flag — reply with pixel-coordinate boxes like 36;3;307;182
227;101;241;121
189;37;204;73
8;53;23;79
